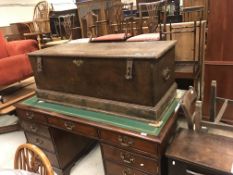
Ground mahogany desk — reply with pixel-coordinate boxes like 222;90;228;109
15;97;179;175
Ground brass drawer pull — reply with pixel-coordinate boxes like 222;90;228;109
118;135;134;147
120;152;134;164
35;138;43;146
30;124;38;132
122;168;135;175
25;112;34;119
64;121;75;130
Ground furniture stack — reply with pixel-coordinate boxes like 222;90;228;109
16;40;179;175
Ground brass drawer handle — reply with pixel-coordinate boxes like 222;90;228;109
64;121;75;130
118;135;134;147
30;124;38;132
25;112;34;119
122;168;135;175
35;138;43;146
120;152;134;164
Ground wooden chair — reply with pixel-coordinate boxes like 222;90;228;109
14;143;54;175
23;1;51;48
96;1;134;35
81;11;99;38
181;86;202;131
89;2;134;42
126;0;167;42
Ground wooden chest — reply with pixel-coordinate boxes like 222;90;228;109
29;41;176;121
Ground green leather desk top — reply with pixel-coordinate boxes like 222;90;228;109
22;96;180;136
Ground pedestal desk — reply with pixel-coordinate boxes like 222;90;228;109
15;96;179;175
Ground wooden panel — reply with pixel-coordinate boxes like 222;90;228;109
20;120;50;138
43;150;60;168
101;143;158;174
100;129;158;157
25;132;55;152
165;21;206;62
206;0;233;61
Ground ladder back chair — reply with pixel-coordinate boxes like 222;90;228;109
126;0;167;42
14;143;54;175
90;2;134;42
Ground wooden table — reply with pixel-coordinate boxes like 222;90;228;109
166;128;233;175
15;96;179;175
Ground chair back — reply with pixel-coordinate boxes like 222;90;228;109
14;143;54;175
181;86;202;131
81;11;98;38
105;1;125;33
33;1;51;34
138;1;164;34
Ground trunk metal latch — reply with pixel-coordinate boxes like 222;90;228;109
37;57;43;73
125;60;133;80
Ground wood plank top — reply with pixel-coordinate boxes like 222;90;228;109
166;129;233;174
28;41;176;59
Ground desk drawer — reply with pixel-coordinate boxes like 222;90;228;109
17;109;47;123
25;132;55;152
48;117;98;138
105;161;153;175
100;130;158;156
21;120;50;138
102;144;158;174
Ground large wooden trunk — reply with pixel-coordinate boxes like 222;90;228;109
29;41;176;121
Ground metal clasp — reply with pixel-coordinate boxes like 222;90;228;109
37;57;43;73
125;60;133;80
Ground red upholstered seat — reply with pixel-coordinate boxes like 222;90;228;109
126;33;160;42
91;33;131;42
0;32;38;87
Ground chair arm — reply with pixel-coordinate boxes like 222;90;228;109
6;39;38;56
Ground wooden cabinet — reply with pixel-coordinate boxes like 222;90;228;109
203;0;233;122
